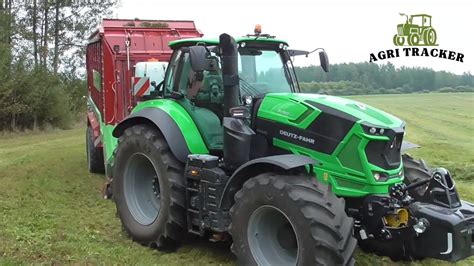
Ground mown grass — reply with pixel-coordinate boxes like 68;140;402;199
0;93;473;265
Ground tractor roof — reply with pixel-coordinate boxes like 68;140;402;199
411;14;431;17
169;36;289;49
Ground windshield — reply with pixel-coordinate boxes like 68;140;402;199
238;48;293;96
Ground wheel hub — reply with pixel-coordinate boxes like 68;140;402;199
123;153;161;226
247;205;298;265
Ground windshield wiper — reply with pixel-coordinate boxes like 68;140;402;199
239;77;260;96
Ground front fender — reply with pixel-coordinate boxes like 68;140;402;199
113;100;209;162
219;154;318;209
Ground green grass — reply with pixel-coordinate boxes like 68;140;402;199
0;93;472;265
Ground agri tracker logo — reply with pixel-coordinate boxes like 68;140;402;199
369;13;464;63
393;13;437;46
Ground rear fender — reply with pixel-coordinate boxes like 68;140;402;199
219;154;318;209
113;103;209;163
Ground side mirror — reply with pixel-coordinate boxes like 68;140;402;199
319;51;329;72
189;46;208;72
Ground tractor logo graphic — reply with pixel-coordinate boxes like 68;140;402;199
393;13;438;46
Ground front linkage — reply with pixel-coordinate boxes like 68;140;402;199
348;165;474;261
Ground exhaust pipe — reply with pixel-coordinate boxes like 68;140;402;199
219;33;240;117
219;33;254;170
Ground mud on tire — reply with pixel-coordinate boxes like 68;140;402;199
113;124;186;249
229;173;356;265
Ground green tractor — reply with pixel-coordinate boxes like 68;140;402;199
393;13;437;46
106;31;473;264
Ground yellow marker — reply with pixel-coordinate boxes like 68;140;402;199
323;172;329;181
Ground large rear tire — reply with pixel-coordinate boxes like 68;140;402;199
86;126;105;174
229;173;356;265
113;125;187;249
423;28;437;45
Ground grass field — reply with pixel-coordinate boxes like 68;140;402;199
0;93;473;265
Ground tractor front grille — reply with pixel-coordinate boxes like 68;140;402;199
397;26;404;36
365;132;403;170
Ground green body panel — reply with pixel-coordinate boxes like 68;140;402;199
259;93;404;197
258;95;320;129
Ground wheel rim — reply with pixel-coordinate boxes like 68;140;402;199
123;153;161;225
409;34;419;45
428;30;436;45
248;205;298;265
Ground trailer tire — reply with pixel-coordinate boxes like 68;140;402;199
113;125;186;249
86;126;105;173
229;173;356;266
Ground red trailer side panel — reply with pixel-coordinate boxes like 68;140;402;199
87;19;203;126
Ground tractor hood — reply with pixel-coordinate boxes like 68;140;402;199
258;93;404;129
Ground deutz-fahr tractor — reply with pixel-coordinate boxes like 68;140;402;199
393;13;437;46
86;23;473;265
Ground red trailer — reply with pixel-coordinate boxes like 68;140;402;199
85;19;203;174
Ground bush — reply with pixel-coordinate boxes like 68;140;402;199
437;87;455;93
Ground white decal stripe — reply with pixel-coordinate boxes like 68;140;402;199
440;232;453;255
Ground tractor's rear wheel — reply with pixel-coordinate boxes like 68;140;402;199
423;28;437;45
86;126;105;174
230;173;356;265
113;125;186;249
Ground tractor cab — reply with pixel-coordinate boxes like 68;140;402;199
410;14;432;28
160;33;313;154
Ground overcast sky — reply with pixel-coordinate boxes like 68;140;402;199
116;0;473;74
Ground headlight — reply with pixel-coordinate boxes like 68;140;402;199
362;124;387;136
373;171;389;182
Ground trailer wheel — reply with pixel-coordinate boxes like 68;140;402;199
229;173;356;265
86;126;105;173
113;125;186;249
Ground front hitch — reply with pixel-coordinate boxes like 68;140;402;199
354;168;474;261
403;168;474;261
407;200;474;261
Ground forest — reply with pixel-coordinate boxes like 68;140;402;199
0;0;115;131
0;1;472;131
295;63;473;95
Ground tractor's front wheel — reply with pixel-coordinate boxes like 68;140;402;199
408;34;420;46
402;154;432;200
393;34;405;46
113;125;187;249
230;173;356;265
